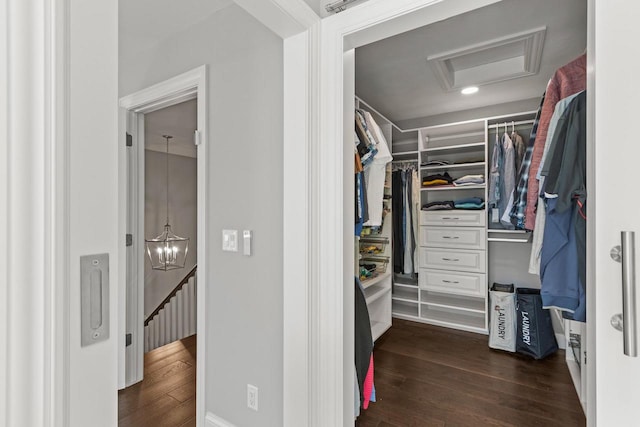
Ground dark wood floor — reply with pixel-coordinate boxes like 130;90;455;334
357;319;586;427
118;334;197;427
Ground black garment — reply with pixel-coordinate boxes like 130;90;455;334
392;170;404;273
354;278;373;407
406;170;416;277
422;200;455;210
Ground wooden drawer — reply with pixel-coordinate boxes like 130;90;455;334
420;210;486;227
420;226;486;250
419;269;486;298
419;247;486;273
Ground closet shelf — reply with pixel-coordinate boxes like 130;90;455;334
393;282;418;289
420;305;487;333
421;184;485;191
421;292;485;314
488;229;530;234
392;295;420;304
361;271;391;289
420;162;485;171
422;142;485;153
392;150;419;156
371;320;392;341
365;285;391;305
487;236;531;243
424;131;485;142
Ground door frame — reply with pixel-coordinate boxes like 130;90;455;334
118;65;208;422
250;0;597;424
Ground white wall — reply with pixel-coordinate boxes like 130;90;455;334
121;4;284;426
144;150;197;317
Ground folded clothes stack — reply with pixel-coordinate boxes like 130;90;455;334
421;197;485;211
420;159;450;167
453;197;485;210
452;174;484;186
421;200;455;211
422;172;453;187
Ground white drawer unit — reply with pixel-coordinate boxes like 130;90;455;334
419;268;486;298
420;247;486;273
420;210;486;227
420;226;486;250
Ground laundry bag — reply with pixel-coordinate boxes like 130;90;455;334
489;283;516;352
516;288;558;359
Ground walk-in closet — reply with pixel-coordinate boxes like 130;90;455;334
352;0;588;424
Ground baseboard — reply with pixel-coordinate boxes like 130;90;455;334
205;412;236;427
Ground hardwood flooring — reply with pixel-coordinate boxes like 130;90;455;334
356;319;586;427
118;334;197;427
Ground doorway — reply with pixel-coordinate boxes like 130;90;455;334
118;97;199;425
118;66;208;424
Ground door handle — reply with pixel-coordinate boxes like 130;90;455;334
610;231;638;357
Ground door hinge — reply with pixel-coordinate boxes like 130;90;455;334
126;234;133;247
194;130;201;146
126;132;133;147
125;333;132;347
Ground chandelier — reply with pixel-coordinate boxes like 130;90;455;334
145;135;189;271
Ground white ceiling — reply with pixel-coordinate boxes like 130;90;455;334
145;99;197;158
355;0;587;124
120;0;233;53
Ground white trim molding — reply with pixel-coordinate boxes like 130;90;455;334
1;0;70;425
310;0;503;424
205;412;237;427
119;65;209;424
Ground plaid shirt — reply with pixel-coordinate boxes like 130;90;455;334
508;93;545;229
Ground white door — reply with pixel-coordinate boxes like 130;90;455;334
67;1;120;425
591;0;640;425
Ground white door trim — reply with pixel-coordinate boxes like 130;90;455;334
119;65;208;424
1;0;71;425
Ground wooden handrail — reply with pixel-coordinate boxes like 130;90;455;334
144;264;197;326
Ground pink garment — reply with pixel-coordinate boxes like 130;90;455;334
524;54;586;230
362;354;375;409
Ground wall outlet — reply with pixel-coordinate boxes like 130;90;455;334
247;384;258;411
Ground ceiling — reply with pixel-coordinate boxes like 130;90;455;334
145;99;197;158
355;0;587;125
120;0;233;53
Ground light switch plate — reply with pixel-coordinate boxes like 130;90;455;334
222;229;238;252
243;230;252;256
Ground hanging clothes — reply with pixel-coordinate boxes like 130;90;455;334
499;132;516;229
524;54;586;230
488;129;515;229
355;277;375;410
392;165;418;275
362;111;393;226
512;131;526;175
355;110;378;167
539;92;587;322
529;91;584;274
392;169;404;273
411;169;420;269
508;92;546;229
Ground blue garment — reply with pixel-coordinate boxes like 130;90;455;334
355;172;365;236
539;198;585;321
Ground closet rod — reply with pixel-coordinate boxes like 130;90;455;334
487;119;535;129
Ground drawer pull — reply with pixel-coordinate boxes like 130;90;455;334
441;217;460;220
442;279;460;284
442;257;460;262
442;236;459;239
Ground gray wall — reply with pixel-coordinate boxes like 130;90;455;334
144;150;197;318
121;5;283;425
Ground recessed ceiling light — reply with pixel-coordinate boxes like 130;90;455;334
461;86;479;95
